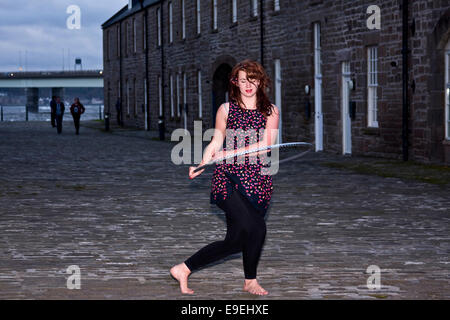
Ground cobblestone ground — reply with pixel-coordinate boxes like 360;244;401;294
0;121;449;300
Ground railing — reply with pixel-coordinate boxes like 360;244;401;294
1;70;103;78
0;105;104;122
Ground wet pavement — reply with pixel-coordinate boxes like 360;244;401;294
0;121;449;299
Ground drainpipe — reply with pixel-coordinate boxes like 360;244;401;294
260;0;264;67
119;21;123;127
140;0;150;130
402;0;409;161
161;1;165;121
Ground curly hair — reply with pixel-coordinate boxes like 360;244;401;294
229;59;274;118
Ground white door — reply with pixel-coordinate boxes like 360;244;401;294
445;42;450;140
274;59;282;144
314;23;323;151
183;72;187;131
342;62;352;155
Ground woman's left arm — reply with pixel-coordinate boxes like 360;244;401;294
219;104;280;160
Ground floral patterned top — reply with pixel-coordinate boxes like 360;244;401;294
210;100;274;215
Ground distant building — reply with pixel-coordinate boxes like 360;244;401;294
102;0;450;165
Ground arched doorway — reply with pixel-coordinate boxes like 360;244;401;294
212;63;232;127
429;9;450;163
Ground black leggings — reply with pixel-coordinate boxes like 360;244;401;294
184;186;266;279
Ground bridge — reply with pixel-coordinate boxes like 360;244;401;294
0;70;103;112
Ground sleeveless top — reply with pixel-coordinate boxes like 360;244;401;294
210;100;274;215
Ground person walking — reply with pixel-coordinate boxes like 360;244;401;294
70;97;85;135
50;96;56;127
170;60;280;296
54;96;65;134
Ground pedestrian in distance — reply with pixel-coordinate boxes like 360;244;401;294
70;97;85;135
54;96;65;134
50;96;56;127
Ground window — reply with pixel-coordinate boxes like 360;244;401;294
157;7;161;46
183;71;187;129
251;0;258;17
181;0;186;39
196;0;201;34
107;81;110;113
313;22;323;151
176;73;180;117
274;0;280;12
445;41;450;139
133;19;136;53
106;30;110;61
367;46;378;127
169;2;173;43
117;26;120;57
232;0;237;23
158;75;163;116
198;70;202;118
170;74;174;118
314;23;321;77
183;71;187;110
124;22;128;56
126;79;130;115
142;17;146;50
134;78;137;116
212;0;218;30
274;59;282;144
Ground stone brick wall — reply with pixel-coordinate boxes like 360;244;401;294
103;0;450;165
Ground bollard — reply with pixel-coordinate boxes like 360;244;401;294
25;105;28;121
99;105;102;120
158;116;165;141
104;113;110;131
1;105;3;121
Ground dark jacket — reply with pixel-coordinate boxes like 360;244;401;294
50;99;56;114
70;103;85;117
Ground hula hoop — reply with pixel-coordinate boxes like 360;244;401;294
193;142;313;173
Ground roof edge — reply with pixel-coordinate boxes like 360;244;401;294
101;0;161;29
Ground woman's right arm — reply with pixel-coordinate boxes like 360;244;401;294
189;103;228;179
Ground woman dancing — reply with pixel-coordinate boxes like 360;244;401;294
170;59;279;295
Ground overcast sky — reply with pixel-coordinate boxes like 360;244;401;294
0;0;127;72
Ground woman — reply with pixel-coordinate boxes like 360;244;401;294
170;59;279;295
70;97;85;135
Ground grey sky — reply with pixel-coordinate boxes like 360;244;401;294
0;0;126;71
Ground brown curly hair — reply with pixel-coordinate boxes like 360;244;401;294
229;59;274;118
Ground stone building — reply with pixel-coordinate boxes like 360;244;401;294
102;0;450;165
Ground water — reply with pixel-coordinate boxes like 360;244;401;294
0;105;104;122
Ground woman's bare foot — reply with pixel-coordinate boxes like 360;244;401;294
243;279;269;296
170;263;194;294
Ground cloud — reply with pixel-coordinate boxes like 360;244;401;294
0;0;126;71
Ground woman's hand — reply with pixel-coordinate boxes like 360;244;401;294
189;148;215;180
189;165;205;180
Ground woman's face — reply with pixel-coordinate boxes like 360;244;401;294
237;70;260;98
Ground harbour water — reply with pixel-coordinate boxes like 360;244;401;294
0;105;104;122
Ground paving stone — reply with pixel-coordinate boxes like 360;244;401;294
0;121;448;299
